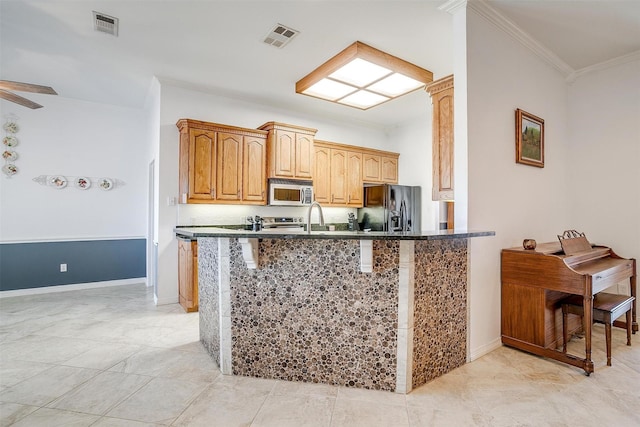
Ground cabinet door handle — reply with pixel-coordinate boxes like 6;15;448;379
262;191;265;199
348;195;351;203
211;188;216;198
331;194;334;203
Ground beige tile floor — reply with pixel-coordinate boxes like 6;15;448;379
1;283;638;426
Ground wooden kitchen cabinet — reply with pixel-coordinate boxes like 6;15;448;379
314;141;387;207
216;132;243;202
176;119;268;204
425;75;454;201
363;154;382;182
346;151;363;206
258;122;317;180
178;238;198;312
314;142;350;206
362;151;399;184
313;145;331;204
329;148;348;205
381;156;398;183
243;135;267;203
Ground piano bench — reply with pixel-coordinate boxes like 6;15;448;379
562;293;635;366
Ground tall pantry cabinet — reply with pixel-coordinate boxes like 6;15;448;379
425;75;454;202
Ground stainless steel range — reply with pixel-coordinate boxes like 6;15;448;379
261;216;305;232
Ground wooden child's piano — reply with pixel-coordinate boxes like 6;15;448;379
501;236;636;375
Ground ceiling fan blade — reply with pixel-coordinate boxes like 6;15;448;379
0;89;44;109
0;80;57;95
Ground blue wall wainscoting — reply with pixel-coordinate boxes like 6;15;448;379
0;238;146;291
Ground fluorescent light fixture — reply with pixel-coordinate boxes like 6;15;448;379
296;41;433;110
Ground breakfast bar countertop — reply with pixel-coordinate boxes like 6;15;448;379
174;226;495;240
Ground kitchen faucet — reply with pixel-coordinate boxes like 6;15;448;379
306;201;325;234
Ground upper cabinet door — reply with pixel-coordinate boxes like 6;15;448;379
216;132;243;201
346;151;363;207
433;91;454;200
295;133;314;179
363;154;381;183
381;156;398;184
314;145;331;204
189;129;216;200
274;130;296;178
243;136;267;203
330;149;348;205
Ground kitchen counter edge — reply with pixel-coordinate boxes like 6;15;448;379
174;227;495;241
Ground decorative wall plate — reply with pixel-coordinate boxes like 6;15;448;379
3;122;19;133
98;177;113;191
74;176;91;190
2;164;18;176
2;136;18;147
2;150;17;161
49;175;68;189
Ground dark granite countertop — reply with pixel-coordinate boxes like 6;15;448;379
174;226;494;241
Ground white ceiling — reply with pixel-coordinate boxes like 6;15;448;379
1;1;639;128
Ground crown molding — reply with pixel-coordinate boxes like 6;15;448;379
567;50;640;83
438;0;467;14
465;0;575;77
439;1;639;84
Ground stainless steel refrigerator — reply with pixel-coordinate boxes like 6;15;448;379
357;185;421;232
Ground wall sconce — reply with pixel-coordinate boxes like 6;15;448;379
295;41;433;110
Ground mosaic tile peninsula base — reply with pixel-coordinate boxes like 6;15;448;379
198;235;471;393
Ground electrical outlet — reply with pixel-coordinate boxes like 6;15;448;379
60;263;67;272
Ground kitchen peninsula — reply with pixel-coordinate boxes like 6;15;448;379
174;227;494;394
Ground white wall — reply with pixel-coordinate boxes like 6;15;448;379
388;114;439;231
144;78;162;294
464;7;571;358
155;83;394;305
0;95;147;241
452;7;469;231
567;59;640;294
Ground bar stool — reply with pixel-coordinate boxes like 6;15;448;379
562;293;634;366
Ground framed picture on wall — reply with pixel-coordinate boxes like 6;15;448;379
515;108;544;168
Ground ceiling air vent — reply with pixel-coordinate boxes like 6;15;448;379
263;24;299;48
93;11;119;36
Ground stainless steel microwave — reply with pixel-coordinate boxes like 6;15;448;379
268;179;314;206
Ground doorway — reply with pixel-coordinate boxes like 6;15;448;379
147;160;158;299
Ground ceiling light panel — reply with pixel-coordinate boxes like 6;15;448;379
296;41;433;110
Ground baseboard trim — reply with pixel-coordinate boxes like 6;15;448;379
154;295;180;306
469;337;502;361
0;278;147;298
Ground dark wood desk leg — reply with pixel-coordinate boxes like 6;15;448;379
631;260;637;333
583;294;594;375
626;310;632;346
